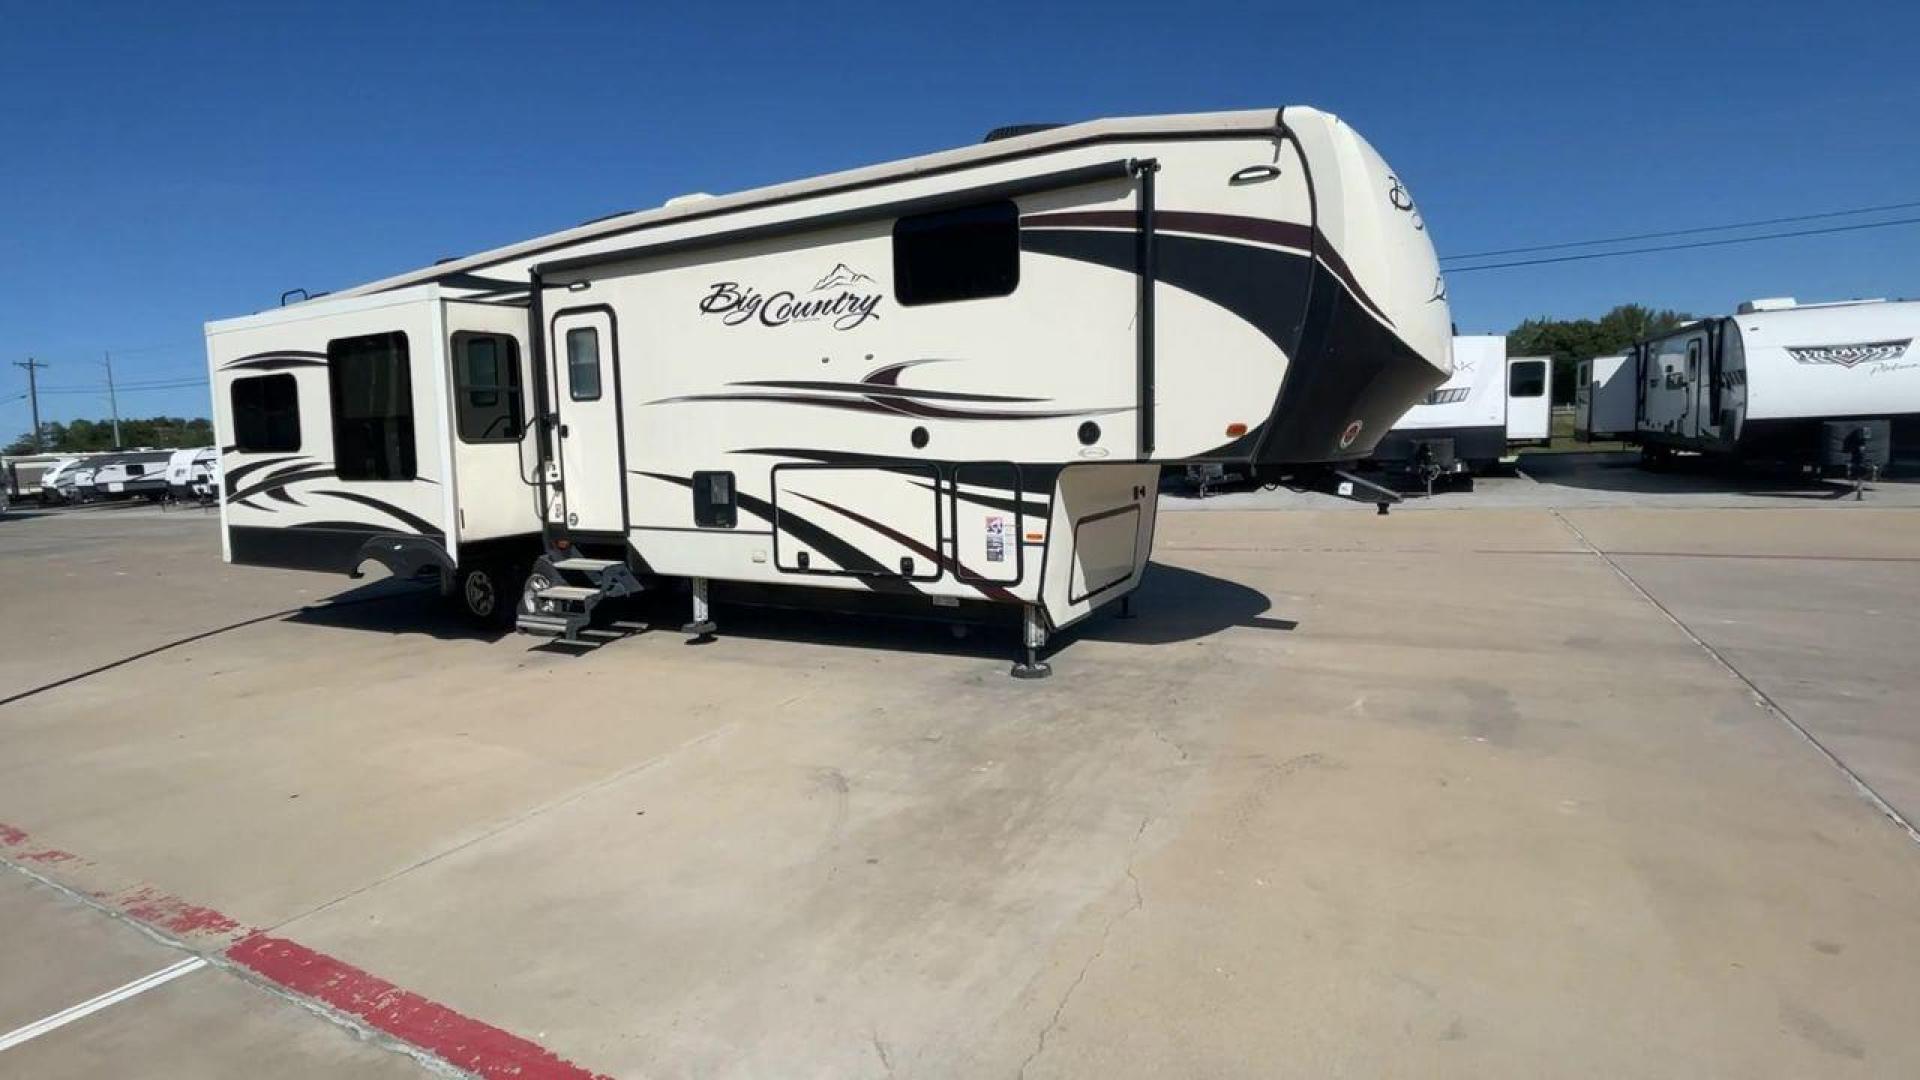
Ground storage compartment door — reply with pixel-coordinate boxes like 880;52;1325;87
773;465;941;581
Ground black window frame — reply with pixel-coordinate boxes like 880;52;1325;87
1508;359;1546;399
450;331;525;444
691;470;737;528
230;372;302;453
326;331;417;482
566;326;602;402
891;199;1020;307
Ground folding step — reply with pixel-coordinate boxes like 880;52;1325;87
552;557;625;572
515;613;574;636
535;585;602;603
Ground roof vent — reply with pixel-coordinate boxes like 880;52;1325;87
663;191;714;207
1737;297;1797;314
983;123;1063;143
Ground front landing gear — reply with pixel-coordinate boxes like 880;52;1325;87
1010;604;1052;680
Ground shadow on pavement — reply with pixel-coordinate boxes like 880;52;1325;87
284;579;512;643
292;560;1283;665
1518;451;1912;499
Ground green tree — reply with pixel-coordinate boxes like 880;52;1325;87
1509;304;1692;404
4;416;212;455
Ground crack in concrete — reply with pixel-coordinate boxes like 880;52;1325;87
870;1028;894;1076
1549;508;1920;848
1015;814;1151;1080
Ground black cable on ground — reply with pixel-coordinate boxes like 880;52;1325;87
0;587;427;709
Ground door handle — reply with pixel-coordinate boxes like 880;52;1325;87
559;424;570;437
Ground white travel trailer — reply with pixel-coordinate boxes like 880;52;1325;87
89;450;175;501
207;106;1451;673
165;446;218;501
1368;336;1551;482
36;456;93;504
1619;298;1919;473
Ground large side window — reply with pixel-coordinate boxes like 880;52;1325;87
1508;359;1546;398
892;199;1019;306
567;327;602;401
452;333;523;442
231;373;301;452
328;331;416;481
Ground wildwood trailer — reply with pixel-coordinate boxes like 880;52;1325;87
1594;298;1920;483
206;106;1451;675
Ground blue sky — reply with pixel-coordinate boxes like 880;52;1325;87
3;0;1916;431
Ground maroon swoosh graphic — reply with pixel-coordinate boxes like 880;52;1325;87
791;491;1017;603
1020;209;1392;328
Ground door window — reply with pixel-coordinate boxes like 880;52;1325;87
1508;360;1545;398
452;333;523;442
567;327;602;401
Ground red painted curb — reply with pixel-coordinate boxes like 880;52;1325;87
3;821;610;1079
228;934;611;1080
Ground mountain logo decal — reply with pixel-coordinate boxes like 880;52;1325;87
814;263;875;292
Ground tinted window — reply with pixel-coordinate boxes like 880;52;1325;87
452;333;523;442
1509;360;1546;399
567;327;602;401
231;373;301;452
892;200;1019;306
328;331;415;480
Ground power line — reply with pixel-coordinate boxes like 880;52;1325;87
1443;215;1920;274
1440;198;1920;262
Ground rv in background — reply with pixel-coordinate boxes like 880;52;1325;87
1590;298;1919;475
1366;336;1551;484
37;457;91;503
3;453;73;504
165;446;218;501
90;450;176;500
208;105;1452;672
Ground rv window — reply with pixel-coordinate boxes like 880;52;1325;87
892;199;1019;306
452;333;523;442
567;327;602;401
231;373;301;452
1509;360;1546;399
327;331;416;481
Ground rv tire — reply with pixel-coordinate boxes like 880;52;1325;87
453;561;518;628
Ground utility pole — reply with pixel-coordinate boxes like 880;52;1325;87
104;350;122;447
13;358;47;451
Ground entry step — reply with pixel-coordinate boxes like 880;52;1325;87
535;585;602;602
553;557;626;572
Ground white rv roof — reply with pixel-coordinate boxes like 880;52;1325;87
322;108;1292;303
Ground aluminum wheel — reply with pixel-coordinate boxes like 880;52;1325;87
463;568;497;618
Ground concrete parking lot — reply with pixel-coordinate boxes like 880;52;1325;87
3;479;1919;1078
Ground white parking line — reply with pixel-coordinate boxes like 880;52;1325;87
0;956;206;1052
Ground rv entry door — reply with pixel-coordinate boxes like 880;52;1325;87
550;306;627;536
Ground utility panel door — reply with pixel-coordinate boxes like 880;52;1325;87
772;465;941;581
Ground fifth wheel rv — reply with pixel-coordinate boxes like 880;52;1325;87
207;106;1452;674
1618;298;1919;477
